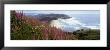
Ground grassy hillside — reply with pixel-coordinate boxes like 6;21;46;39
73;29;100;40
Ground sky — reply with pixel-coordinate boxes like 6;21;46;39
21;10;100;14
16;10;100;32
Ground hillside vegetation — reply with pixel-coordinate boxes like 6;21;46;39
11;10;100;40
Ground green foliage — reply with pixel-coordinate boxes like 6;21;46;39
73;29;100;40
11;11;42;40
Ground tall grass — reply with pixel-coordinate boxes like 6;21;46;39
11;10;78;40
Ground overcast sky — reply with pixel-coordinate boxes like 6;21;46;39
21;10;100;14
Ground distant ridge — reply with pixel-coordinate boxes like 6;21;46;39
25;13;71;23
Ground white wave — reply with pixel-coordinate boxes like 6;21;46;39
50;17;84;32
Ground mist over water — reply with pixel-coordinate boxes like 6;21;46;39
50;14;100;32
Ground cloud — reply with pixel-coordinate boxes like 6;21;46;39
16;10;100;15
